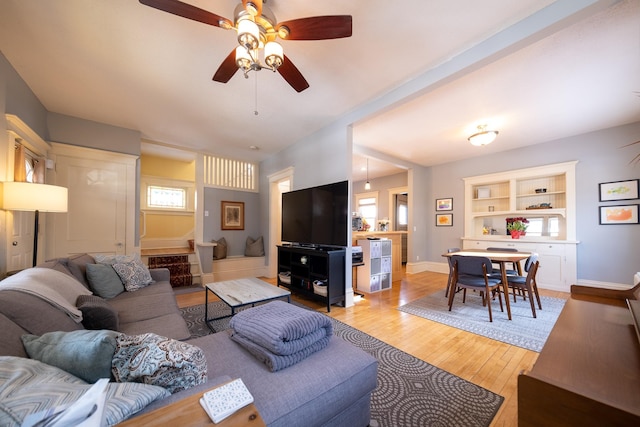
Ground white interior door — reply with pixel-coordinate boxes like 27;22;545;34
49;144;137;257
6;211;34;270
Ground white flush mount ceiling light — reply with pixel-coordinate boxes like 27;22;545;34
468;125;499;146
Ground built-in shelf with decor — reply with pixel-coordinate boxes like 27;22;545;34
462;161;578;292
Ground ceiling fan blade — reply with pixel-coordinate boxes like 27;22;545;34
139;0;232;28
278;55;310;92
276;16;352;40
213;50;239;83
242;0;263;17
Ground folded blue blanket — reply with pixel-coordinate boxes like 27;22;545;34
229;300;333;356
230;330;331;372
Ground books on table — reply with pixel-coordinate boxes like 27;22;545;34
199;378;254;423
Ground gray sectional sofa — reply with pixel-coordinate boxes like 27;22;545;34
0;254;377;426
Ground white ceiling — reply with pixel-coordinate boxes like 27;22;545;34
1;0;638;182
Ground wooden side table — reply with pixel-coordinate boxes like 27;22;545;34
118;389;266;427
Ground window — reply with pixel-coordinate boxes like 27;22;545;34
356;192;378;231
525;217;560;237
141;177;194;212
147;185;186;209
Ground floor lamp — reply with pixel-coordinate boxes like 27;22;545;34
1;182;68;267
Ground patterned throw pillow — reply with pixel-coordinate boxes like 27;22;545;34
112;333;207;394
0;356;169;427
111;261;154;292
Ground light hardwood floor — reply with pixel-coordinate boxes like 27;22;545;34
175;270;568;427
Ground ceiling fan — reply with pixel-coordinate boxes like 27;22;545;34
139;0;352;92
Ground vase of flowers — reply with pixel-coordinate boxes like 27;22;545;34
506;217;529;239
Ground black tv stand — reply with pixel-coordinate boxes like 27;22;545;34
276;245;345;312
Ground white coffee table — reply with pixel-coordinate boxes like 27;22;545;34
205;277;291;330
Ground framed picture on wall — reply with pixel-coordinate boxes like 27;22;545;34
221;201;245;230
436;213;453;226
599;179;639;201
599;204;639;225
436;198;453;211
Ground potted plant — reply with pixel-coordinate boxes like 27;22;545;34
506;217;529;239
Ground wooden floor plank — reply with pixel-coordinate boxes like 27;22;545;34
175;269;568;426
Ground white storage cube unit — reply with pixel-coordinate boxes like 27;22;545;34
356;239;393;293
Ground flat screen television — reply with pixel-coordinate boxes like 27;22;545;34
281;180;348;248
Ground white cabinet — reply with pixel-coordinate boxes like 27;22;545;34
356;239;392;293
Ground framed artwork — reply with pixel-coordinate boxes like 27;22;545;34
599;204;639;225
221;201;244;230
436;197;453;211
599;179;639;201
436;213;453;227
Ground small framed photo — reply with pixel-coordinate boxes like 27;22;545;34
436;213;453;227
599;179;639;202
599;204;639;225
221;201;244;230
436;198;453;211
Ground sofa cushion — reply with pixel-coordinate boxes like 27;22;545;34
86;263;125;298
77;295;120;331
22;330;121;383
212;237;227;260
66;253;96;289
112;261;154;292
0;291;83;336
244;236;265;257
0;314;29;357
37;258;74;279
0;356;169;427
118;313;191;341
112;333;207;393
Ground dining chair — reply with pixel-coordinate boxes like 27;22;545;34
448;255;504;322
444;247;460;298
507;260;540;318
486;247;519;275
505;253;541;305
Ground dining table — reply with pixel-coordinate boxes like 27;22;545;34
443;249;531;320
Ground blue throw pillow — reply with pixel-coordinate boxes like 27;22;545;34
86;263;125;299
21;330;121;383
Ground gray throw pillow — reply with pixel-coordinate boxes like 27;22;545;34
21;329;121;383
212;237;227;260
77;294;119;331
86;263;125;298
245;236;265;257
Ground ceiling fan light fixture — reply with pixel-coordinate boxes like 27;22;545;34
468;125;499;146
237;19;260;50
235;46;252;70
264;41;284;70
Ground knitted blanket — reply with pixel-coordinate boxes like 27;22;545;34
230;330;330;372
229;300;332;356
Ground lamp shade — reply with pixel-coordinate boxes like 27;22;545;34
2;182;68;212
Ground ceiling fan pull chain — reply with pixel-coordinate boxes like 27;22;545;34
254;73;259;116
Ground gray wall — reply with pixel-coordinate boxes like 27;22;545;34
47;112;140;156
203;188;262;257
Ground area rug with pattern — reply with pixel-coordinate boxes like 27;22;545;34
398;290;566;352
181;302;504;427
